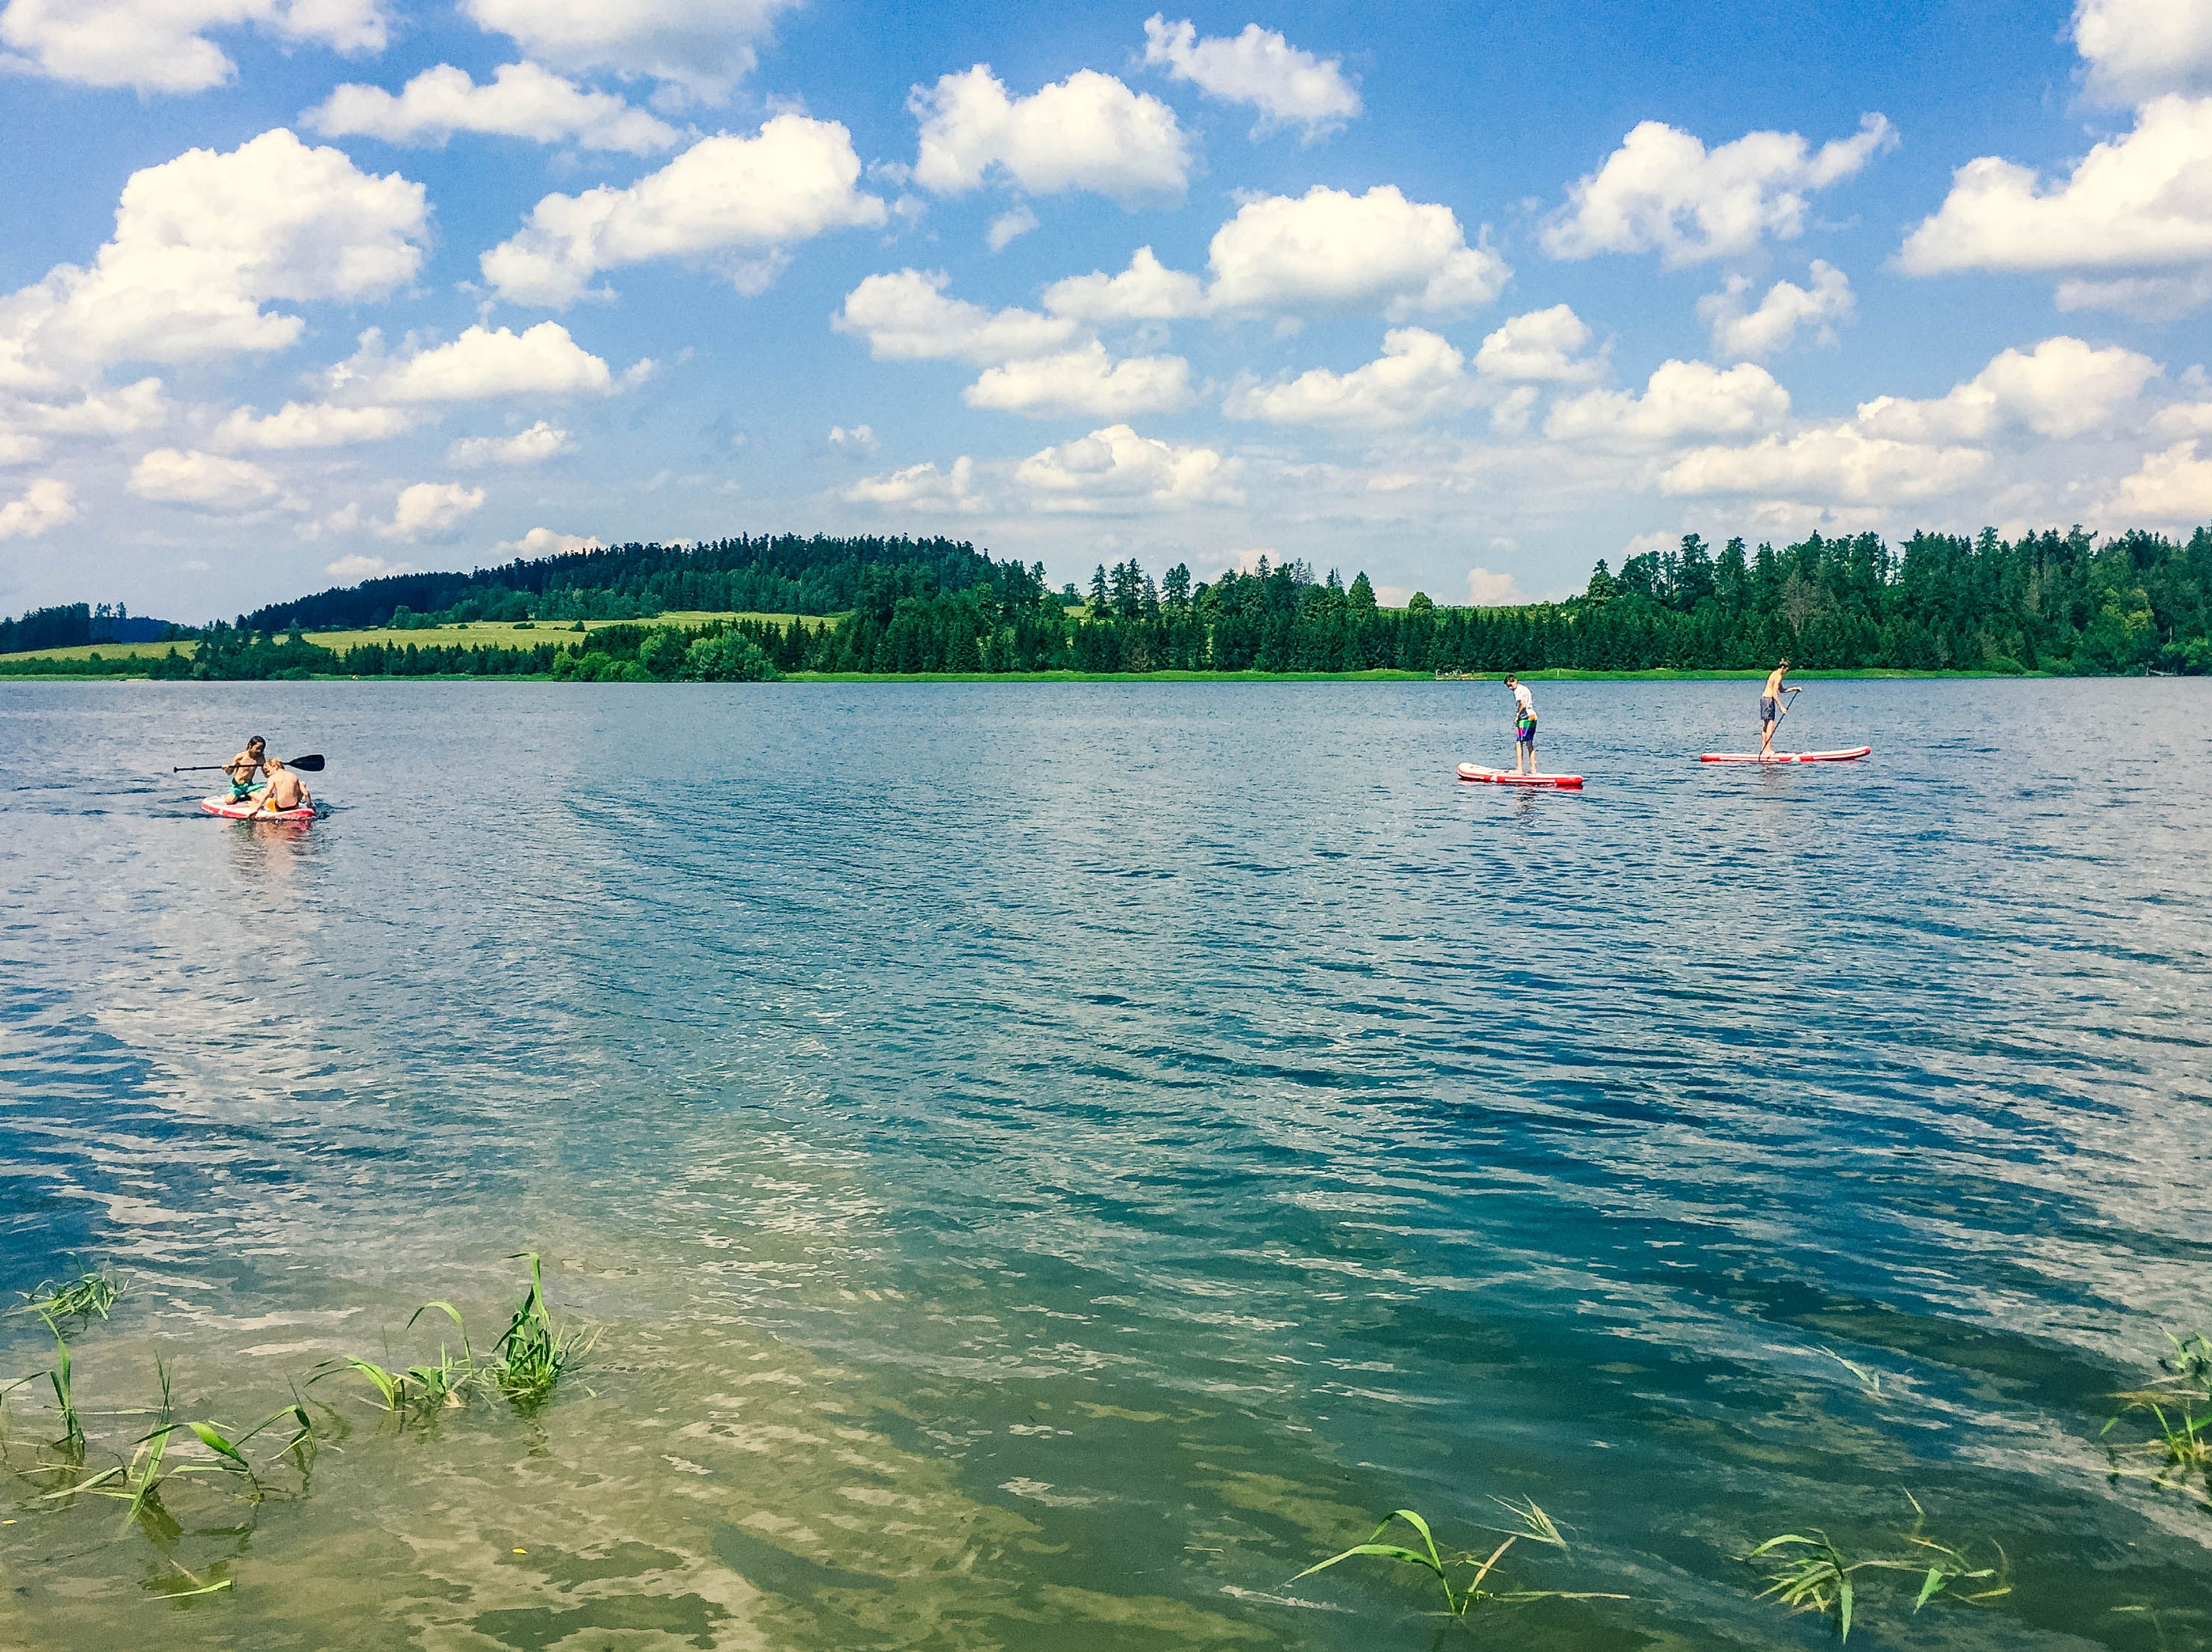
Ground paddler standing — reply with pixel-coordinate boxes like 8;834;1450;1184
1758;658;1800;757
1503;674;1538;775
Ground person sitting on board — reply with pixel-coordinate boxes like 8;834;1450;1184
1758;660;1801;757
255;755;312;814
224;736;268;801
1504;673;1538;775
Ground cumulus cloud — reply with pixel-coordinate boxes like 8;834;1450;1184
964;342;1194;418
826;422;878;453
2107;439;2212;520
1467;567;1530;605
1014;423;1239;511
2150;399;2212;437
1473;304;1603;382
1209;185;1510;317
1546;359;1791;446
325;552;414;580
0;128;426;383
1658;426;1991;502
1699;261;1855;358
1140;15;1360;139
1041;246;1209;322
0;477;77;539
447;420;572;467
1225;327;1471;426
987;205;1038;251
910;65;1191;205
0;0;385;94
2073;0;2212;104
217;400;414;449
7;378;169;438
377;480;484;541
492;526;604;558
128;446;281;510
1897;97;2212;313
338;323;615;402
1855;336;2159;442
304;62;679;154
1541;115;1895;266
459;0;802;103
482;116;885;307
834;269;1078;363
844;454;978;511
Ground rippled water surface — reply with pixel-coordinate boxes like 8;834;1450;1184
3;677;2210;1651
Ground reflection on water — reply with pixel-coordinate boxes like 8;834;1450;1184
1;677;2209;1650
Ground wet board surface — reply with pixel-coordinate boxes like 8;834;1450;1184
1699;747;1872;764
1457;763;1584;789
200;793;316;821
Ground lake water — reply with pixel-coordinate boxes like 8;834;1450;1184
2;677;2209;1651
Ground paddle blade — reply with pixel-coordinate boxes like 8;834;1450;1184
286;755;325;772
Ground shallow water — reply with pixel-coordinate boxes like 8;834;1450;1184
2;677;2209;1651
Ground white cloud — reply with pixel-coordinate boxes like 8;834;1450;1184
493;526;603;558
0;430;41;464
0;477;76;539
1473;304;1602;382
1139;15;1360;139
0;0;385;94
910;65;1191;205
1699;261;1855;358
2108;438;2212;520
1542;115;1895;266
482;116;885;307
834;269;1078;363
1013;423;1240;511
1659;426;1989;503
843;454;978;511
342;323;615;402
2;378;168;448
986;205;1039;252
128;446;281;509
965;342;1194;418
0;128;426;381
218;400;414;449
447;420;572;467
1467;566;1529;605
377;480;484;541
304;62;679;154
827;422;878;453
325;552;413;580
2150;400;2212;437
1041;246;1209;322
1225;327;1471;426
1898;97;2212;313
1206;184;1510;317
459;0;802;103
1854;337;2159;442
2073;0;2212;104
1547;359;1791;446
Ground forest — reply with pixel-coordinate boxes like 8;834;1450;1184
3;523;2209;678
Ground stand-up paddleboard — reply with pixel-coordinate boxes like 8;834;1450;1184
200;792;315;822
1457;763;1584;789
1699;747;1871;765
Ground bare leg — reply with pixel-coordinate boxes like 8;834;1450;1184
1759;718;1775;756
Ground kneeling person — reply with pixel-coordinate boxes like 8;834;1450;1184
225;736;268;801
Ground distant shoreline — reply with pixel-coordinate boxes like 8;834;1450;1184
0;665;2131;684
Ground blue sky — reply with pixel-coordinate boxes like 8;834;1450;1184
3;0;2211;620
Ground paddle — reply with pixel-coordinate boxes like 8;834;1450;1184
173;754;324;773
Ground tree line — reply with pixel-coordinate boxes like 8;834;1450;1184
6;522;2209;677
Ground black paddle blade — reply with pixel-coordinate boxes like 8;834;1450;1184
286;754;325;772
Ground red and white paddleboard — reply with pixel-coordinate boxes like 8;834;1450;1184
1457;763;1584;789
200;793;315;822
1699;747;1871;765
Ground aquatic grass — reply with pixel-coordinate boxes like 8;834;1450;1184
44;1320;85;1454
1813;1345;1887;1402
490;1253;590;1409
1290;1500;1624;1620
2102;1329;2212;1500
16;1266;126;1324
313;1255;589;1416
1747;1494;2008;1642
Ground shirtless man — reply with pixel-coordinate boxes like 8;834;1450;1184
255;755;312;814
1759;658;1800;757
223;736;268;801
1503;673;1538;775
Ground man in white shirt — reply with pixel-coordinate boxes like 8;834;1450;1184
1504;673;1537;774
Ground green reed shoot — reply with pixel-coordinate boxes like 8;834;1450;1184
45;1320;84;1453
316;1255;587;1415
2103;1329;2212;1497
1814;1345;1885;1401
1748;1494;2008;1642
1290;1500;1623;1619
491;1253;589;1408
17;1266;124;1324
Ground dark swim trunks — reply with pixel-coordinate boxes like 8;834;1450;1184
1761;695;1779;722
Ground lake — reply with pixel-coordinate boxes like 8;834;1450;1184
2;677;2209;1650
